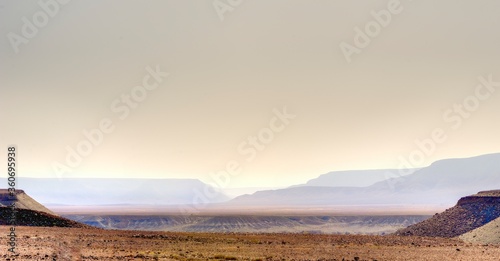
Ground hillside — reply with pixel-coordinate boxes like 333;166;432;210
0;189;91;228
395;190;500;238
459;216;500;244
0;189;56;215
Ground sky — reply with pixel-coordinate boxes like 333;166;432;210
1;0;500;188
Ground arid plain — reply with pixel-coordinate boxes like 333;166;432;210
2;226;500;261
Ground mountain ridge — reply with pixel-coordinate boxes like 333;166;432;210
293;168;420;188
226;153;500;208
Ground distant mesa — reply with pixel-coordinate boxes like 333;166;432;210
0;189;56;215
16;178;230;207
395;189;500;238
0;189;90;228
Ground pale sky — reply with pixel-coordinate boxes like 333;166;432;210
1;0;500;188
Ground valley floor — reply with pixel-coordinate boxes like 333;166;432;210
1;226;499;261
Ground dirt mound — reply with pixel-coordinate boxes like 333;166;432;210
459;216;500;244
395;190;500;238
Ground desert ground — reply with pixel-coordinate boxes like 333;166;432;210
2;226;499;261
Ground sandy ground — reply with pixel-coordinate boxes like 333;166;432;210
460;217;500;244
1;226;499;261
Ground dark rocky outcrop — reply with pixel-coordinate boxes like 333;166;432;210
395;190;500;238
0;189;91;228
0;207;91;228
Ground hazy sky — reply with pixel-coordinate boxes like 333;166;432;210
1;0;500;188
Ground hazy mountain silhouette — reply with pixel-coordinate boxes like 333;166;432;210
15;153;500;211
227;153;500;208
18;178;230;206
293;169;419;188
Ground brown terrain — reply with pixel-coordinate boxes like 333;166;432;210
1;190;500;260
2;226;500;261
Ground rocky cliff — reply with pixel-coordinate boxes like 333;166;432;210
395;190;500;238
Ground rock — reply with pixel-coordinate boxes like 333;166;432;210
394;190;500;238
